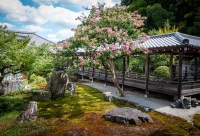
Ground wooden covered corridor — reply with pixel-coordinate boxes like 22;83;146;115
76;32;200;100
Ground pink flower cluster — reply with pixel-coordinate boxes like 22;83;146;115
80;36;88;41
92;59;96;64
109;44;120;51
79;57;85;66
90;17;100;24
107;28;115;34
62;40;71;48
70;3;149;64
141;46;149;54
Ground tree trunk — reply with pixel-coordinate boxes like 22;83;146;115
0;71;5;84
0;76;3;84
109;60;124;97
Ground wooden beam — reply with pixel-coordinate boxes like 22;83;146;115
145;54;150;97
194;56;198;81
178;50;183;98
169;53;173;81
122;57;126;90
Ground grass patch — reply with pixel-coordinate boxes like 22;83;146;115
0;120;51;136
1;83;200;136
0;94;31;122
38;84;130;119
193;114;200;129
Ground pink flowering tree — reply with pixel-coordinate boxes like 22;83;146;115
70;4;149;96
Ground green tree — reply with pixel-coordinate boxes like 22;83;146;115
146;4;175;30
121;0;134;6
0;26;30;83
52;40;75;71
28;44;54;77
127;0;148;16
0;26;54;83
148;19;179;35
123;0;200;36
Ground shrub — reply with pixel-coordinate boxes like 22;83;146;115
29;74;46;85
23;79;29;85
153;66;170;80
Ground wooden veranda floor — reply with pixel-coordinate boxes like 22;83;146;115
76;68;200;99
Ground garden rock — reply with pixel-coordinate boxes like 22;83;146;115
181;96;191;109
45;70;68;99
102;107;153;125
171;99;183;108
171;96;199;109
191;98;198;107
103;92;113;102
0;80;24;95
66;82;76;94
16;101;37;122
32;90;51;101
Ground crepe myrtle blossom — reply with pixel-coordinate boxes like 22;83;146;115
61;40;72;48
79;57;85;66
70;4;149;97
92;59;97;64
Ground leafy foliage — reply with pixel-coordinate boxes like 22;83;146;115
28;44;54;77
129;55;145;73
29;74;46;85
121;0;134;6
0;26;29;83
125;0;200;36
146;4;175;30
153;66;170;79
0;25;54;83
148;19;179;35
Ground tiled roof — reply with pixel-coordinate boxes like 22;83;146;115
141;32;200;49
64;32;200;54
13;31;55;46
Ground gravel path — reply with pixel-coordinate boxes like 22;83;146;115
82;81;200;122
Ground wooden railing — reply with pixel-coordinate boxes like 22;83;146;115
76;68;200;96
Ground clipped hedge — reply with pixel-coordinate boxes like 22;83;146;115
153;66;170;80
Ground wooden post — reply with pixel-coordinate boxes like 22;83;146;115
169;53;173;81
194;56;198;81
122;57;126;90
92;66;94;83
126;56;130;73
178;50;183;99
104;70;107;86
145;54;150;97
82;65;84;80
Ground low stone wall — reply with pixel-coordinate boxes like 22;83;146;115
0;80;24;95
